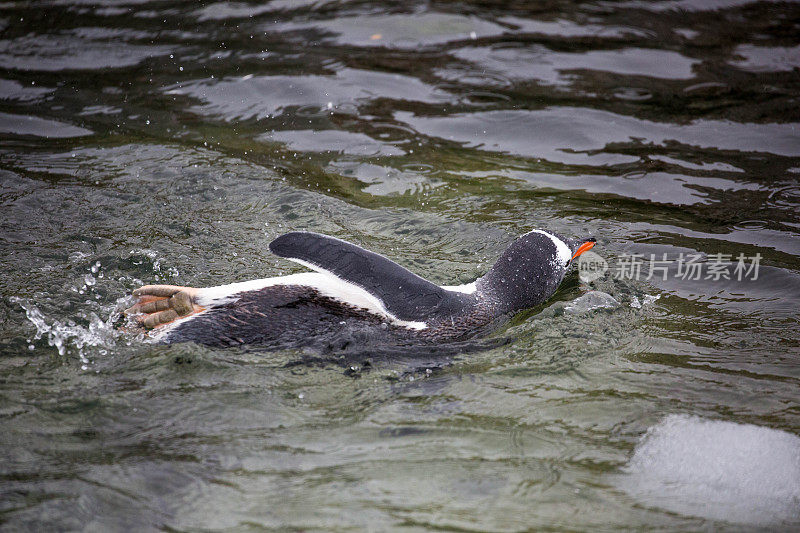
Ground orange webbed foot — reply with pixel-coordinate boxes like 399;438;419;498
125;285;204;329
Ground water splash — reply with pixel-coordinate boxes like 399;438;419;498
10;259;134;367
129;248;180;280
11;296;123;368
12;248;187;365
630;293;661;309
565;291;620;314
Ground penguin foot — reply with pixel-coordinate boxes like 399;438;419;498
125;285;204;329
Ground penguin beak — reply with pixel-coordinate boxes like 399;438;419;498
571;239;596;261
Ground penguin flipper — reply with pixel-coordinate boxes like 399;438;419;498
269;232;468;321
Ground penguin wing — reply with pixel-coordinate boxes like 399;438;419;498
269;232;469;322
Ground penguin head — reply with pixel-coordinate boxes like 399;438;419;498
478;230;596;313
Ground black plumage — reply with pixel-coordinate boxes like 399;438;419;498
153;230;595;350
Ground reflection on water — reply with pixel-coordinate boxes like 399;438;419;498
1;0;799;529
450;46;700;84
168;68;452;120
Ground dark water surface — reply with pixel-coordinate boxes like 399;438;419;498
2;0;800;530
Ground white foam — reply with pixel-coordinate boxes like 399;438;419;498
630;293;660;309
564;291;619;313
617;414;800;525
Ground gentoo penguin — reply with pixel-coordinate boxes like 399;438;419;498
125;230;596;348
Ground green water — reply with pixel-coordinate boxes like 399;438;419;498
1;1;799;530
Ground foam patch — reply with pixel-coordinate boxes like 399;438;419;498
617;414;800;525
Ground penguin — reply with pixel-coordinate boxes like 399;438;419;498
125;230;596;348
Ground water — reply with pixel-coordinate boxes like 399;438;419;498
1;0;799;529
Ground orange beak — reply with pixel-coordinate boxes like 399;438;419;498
571;240;596;261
